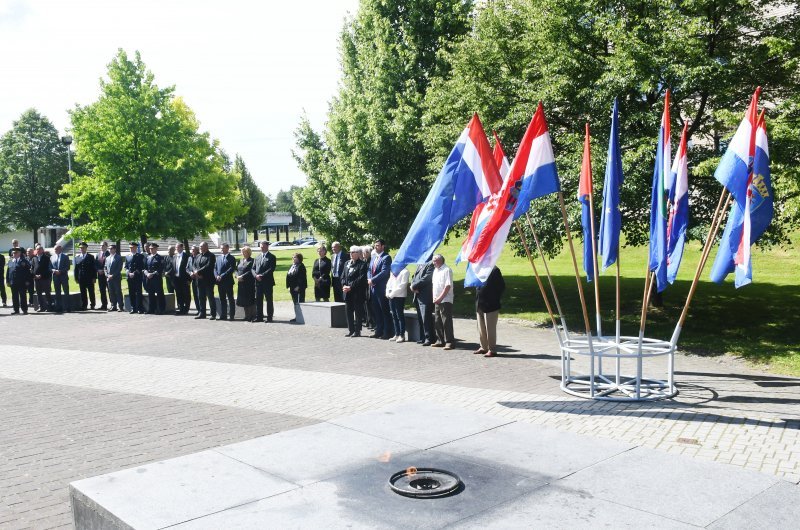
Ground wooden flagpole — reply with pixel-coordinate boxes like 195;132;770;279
557;191;597;395
524;213;570;339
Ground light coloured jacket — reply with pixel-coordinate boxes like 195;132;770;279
385;268;409;299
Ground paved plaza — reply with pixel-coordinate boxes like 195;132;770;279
1;302;799;528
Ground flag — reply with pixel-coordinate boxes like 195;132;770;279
666;123;689;284
714;88;761;202
578;123;594;282
648;91;671;293
599;98;624;271
466;102;560;285
710;113;773;287
392;113;502;274
459;131;509;285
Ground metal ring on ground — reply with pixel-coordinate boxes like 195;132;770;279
388;468;462;499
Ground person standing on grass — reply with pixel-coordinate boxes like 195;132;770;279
431;254;455;350
474;266;505;358
51;244;71;313
215;243;236;320
104;244;123;311
386;265;409;342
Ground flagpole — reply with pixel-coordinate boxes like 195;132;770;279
524;212;570;340
558;191;597;396
513;221;563;344
615;250;621;386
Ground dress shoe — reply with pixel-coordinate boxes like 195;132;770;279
443;343;454;350
473;348;487;355
129;310;136;314
484;351;497;358
431;342;444;348
345;332;354;337
381;335;392;340
422;341;431;346
289;318;297;323
351;332;361;337
416;340;424;344
369;333;380;338
195;315;206;319
90;305;96;310
100;305;107;310
209;316;217;320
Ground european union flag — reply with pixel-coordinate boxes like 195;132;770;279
598;99;623;271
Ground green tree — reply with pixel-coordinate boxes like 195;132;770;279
0;109;69;241
61;49;242;244
232;154;268;242
274;185;302;224
294;0;473;247
422;0;800;256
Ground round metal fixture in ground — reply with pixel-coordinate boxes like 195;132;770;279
388;468;462;498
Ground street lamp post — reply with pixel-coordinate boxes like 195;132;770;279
61;135;74;257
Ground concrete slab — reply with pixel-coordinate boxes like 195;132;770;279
123;293;176;312
328;401;511;449
434;421;634;480
707;480;800;529
297;301;347;328
453;483;699;529
405;310;420;341
559;446;779;527
69;449;297;529
215;422;416;485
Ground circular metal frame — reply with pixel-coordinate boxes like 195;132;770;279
388;468;462;499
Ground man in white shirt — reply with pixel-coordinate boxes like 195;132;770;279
431;254;455;350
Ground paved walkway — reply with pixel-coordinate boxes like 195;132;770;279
1;302;799;528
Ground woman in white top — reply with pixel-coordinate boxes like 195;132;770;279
385;265;410;342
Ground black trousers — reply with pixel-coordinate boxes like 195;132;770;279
255;282;273;321
53;276;70;312
332;277;343;302
0;277;6;304
370;288;393;337
127;278;144;313
414;297;434;343
175;277;190;312
191;280;199;313
147;285;166;314
10;284;27;313
35;278;52;311
79;279;96;309
290;289;306;304
166;276;174;294
345;295;364;333
197;282;216;317
97;274;108;307
218;281;235;320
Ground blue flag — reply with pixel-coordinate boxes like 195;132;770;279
649;93;670;293
598;99;623;271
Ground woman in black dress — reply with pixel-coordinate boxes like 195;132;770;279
342;246;368;337
286;252;307;304
236;245;256;321
312;245;332;301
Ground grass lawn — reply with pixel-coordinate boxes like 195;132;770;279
121;237;799;376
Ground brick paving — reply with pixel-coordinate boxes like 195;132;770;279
1;302;799;527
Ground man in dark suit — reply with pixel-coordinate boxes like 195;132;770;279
330;241;346;303
215;242;236;320
192;242;217;319
26;248;36;305
51;244;71;313
188;245;200;315
145;242;166;314
411;260;435;346
104;244;124;311
33;245;53;312
252;240;276;322
164;245;176;294
74;241;97;310
7;247;31;314
173;242;191;314
0;252;7;307
95;241;110;310
367;239;393;339
125;242;146;314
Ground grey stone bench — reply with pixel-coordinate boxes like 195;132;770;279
296;302;347;327
123;293;175;313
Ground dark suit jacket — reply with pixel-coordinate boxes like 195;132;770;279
341;259;367;302
253;252;276;287
215;253;236;286
105;253;123;279
331;251;347;278
74;252;97;283
51;253;70;281
163;253;175;278
193;251;216;285
286;262;307;291
145;253;164;291
174;251;191;281
367;252;392;291
6;257;31;286
34;253;52;280
410;261;434;304
125;253;146;280
476;266;505;313
312;257;332;288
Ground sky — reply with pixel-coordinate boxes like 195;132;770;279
0;0;359;198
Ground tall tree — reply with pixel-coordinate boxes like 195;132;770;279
422;0;800;255
232;154;268;242
294;0;473;247
61;49;242;244
0;109;69;241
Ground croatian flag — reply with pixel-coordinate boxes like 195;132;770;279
648;91;671;293
599;98;624;271
460;132;510;286
392;114;502;274
578;123;594;282
714;88;761;202
666;123;689;284
710;113;773;287
466;102;560;285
